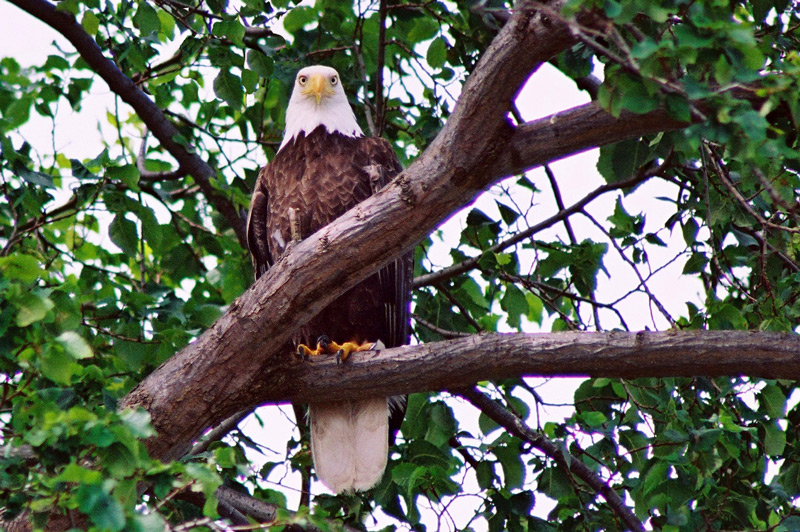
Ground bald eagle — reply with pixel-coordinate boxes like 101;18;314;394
247;65;411;493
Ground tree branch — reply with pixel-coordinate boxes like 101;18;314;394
5;0;248;246
189;409;252;456
243;331;800;405
457;387;646;532
215;486;362;532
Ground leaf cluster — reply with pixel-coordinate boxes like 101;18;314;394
2;0;800;530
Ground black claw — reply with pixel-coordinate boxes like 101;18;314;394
297;346;308;361
317;335;330;351
335;349;344;365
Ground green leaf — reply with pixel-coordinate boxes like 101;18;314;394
682;218;700;246
479;411;501;436
107;164;140;191
407;17;438;42
733;109;768;142
597;138;652;183
579;411;607;428
630;37;658;59
212;20;245;46
121;408;155;439
537;466;572;500
77;483;126;532
17;165;56;188
427;37;447;69
643;461;669;495
682;252;707;274
56;331;93;359
501;284;528;330
133;2;161;35
0;254;44;282
475;461;496;490
81;11;100;36
246;50;273;78
241;68;259;94
108;214;139;256
778;516;800;532
156;8;175;37
496;201;519;225
4;96;33;131
16;292;54;327
131;512;166;532
494;443;524;489
214;446;237;468
56;463;103;484
41;347;82;385
213;70;244;109
709;303;747;330
760;384;786;420
764;421;786;456
282;6;316;33
525;293;543;324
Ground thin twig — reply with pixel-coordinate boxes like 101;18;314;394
543;163;602;329
436;283;483;332
375;0;388;134
413;314;472;338
138;129;187;181
190;409;253;456
354;43;378;137
457;386;646;532
414;172;654;289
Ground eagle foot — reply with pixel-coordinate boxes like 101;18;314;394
297;337;375;363
296;336;331;360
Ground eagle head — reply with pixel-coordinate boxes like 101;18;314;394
297;65;340;106
281;65;363;149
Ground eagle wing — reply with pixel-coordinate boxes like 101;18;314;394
246;133;412;349
246;166;272;279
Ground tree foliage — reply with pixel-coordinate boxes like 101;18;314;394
1;0;800;531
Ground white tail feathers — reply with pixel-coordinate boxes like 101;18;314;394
309;398;389;493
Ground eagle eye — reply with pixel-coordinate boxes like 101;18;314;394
330;75;338;86
298;75;307;85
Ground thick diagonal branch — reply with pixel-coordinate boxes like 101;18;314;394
5;0;247;246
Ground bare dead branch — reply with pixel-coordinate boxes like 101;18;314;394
258;331;800;405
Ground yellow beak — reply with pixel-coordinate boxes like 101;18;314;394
301;73;334;105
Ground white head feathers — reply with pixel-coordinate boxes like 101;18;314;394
280;65;363;149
